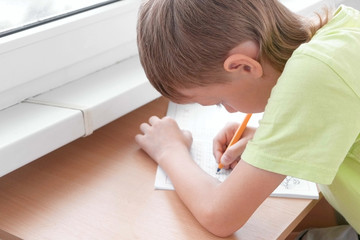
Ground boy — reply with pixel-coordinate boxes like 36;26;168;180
135;0;360;237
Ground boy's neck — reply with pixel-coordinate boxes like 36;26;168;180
261;57;282;84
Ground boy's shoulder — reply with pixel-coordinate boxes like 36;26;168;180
289;5;360;95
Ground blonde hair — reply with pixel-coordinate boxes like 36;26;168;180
137;0;330;101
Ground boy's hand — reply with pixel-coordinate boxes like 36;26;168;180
213;122;256;169
135;116;193;165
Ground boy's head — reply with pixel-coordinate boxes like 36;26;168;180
137;0;314;102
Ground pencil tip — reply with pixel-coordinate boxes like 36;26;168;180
216;168;221;174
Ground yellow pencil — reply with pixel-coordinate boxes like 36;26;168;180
216;113;252;173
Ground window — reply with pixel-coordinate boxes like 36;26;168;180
0;0;122;37
0;0;143;110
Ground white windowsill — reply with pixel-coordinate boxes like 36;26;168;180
0;103;84;176
0;56;160;177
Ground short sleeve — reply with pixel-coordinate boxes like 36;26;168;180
242;54;360;184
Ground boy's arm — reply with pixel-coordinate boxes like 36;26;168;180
136;116;285;237
160;151;285;237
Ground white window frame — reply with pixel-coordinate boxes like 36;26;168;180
0;0;142;110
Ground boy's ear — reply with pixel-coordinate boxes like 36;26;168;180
223;54;263;78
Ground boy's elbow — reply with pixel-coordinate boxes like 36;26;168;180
196;205;246;237
208;226;239;238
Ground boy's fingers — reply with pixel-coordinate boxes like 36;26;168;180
135;134;145;146
213;144;225;164
230;160;239;169
221;141;246;165
148;115;160;125
139;122;150;133
182;130;192;140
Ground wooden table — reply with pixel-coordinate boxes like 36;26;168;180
0;97;319;240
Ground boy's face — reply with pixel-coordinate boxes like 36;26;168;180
176;40;281;113
177;75;277;113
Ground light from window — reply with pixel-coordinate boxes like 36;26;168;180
0;0;121;37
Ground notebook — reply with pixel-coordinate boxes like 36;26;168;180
154;102;319;199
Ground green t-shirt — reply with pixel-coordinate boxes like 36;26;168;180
242;5;360;233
